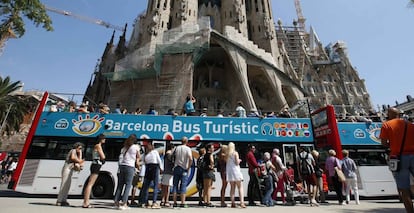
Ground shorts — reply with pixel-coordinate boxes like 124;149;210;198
90;164;102;174
303;173;317;185
161;174;173;186
393;154;414;189
172;166;188;194
203;170;216;182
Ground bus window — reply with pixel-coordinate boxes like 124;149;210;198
348;149;388;166
26;139;48;159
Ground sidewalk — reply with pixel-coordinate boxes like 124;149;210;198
0;182;407;213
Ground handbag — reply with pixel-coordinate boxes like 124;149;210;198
389;121;408;172
72;163;82;172
334;166;346;182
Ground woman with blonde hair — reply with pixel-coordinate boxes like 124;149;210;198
226;142;245;208
311;150;326;204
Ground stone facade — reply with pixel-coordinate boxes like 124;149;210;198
85;0;373;117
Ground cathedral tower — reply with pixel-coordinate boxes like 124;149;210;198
220;0;248;37
246;0;282;69
138;0;171;50
170;0;199;29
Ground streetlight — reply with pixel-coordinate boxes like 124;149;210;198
0;104;13;134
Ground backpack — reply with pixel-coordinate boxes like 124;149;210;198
299;153;311;175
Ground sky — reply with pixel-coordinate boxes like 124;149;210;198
0;0;413;110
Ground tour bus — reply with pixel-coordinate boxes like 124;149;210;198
11;92;314;198
311;105;396;197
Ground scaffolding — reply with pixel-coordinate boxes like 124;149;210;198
104;17;211;81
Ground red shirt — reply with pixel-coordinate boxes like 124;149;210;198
246;150;259;174
380;119;414;156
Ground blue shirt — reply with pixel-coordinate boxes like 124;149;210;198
184;100;195;114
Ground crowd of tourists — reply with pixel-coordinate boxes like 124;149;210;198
56;133;360;209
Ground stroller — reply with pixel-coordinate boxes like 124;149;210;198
284;169;308;206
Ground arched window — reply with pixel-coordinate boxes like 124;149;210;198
306;73;312;81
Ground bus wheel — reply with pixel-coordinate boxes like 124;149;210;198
92;174;113;199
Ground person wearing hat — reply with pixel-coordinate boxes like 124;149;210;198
200;108;208;117
234;101;246;118
83;134;106;208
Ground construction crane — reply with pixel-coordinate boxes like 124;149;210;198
45;5;124;32
294;0;306;31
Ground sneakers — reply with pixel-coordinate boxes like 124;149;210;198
180;203;189;208
129;201;138;207
151;203;160;209
56;201;70;206
206;203;215;208
118;205;130;210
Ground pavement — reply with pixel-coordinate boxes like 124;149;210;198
0;183;408;213
0;197;408;213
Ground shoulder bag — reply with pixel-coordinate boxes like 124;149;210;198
389;121;408;172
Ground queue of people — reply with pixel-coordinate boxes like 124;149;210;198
56;134;363;209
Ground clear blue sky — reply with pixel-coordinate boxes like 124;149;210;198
1;0;413;110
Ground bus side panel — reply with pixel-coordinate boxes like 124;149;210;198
357;166;397;197
15;159;88;195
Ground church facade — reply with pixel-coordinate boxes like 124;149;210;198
85;0;372;117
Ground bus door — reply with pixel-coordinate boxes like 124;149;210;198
282;144;298;181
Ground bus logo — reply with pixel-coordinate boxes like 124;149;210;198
55;119;69;129
72;114;105;136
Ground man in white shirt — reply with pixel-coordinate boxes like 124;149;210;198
172;137;193;208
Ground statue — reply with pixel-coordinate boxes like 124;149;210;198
148;10;160;36
180;0;188;20
234;0;244;23
263;16;274;39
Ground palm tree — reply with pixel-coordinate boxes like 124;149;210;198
0;76;30;136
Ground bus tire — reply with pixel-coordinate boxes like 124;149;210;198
91;174;114;199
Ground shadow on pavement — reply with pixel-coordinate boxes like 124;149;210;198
29;201;117;209
334;208;405;213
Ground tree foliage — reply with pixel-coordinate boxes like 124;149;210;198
0;0;53;40
0;76;31;136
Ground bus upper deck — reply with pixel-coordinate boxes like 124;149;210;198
11;92;315;198
311;105;395;197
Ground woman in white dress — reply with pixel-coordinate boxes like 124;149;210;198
226;142;246;208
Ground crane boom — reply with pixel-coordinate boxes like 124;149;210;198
294;0;306;31
45;6;124;31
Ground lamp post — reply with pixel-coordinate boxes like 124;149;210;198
0;104;13;135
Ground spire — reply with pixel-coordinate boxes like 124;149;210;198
101;31;115;60
109;30;115;45
115;23;128;59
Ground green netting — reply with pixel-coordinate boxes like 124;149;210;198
103;67;156;80
106;17;211;81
